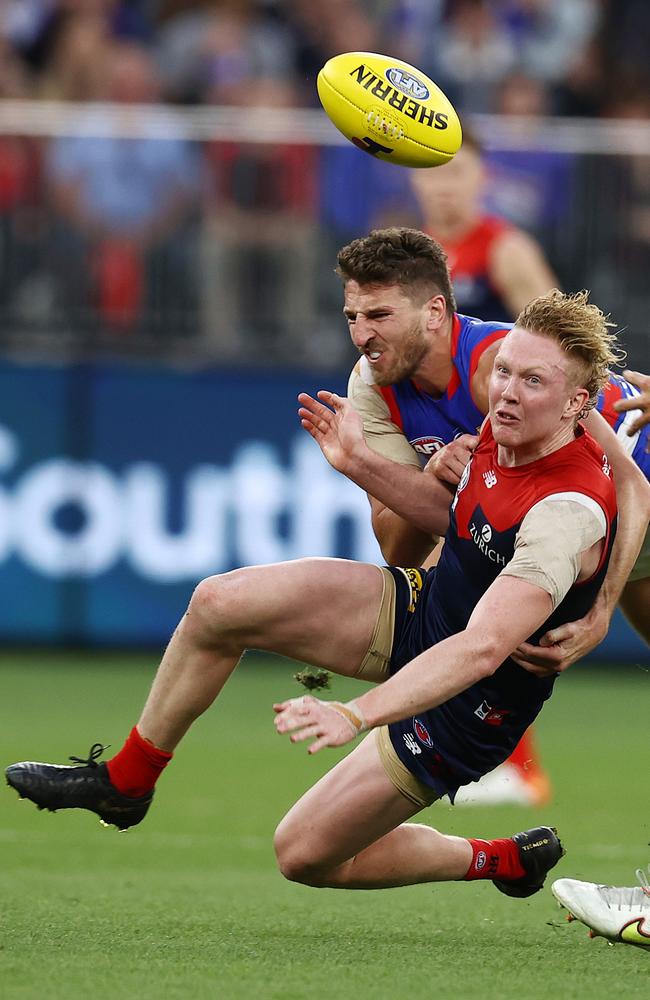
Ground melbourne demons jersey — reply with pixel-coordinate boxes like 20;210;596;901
377;313;650;480
388;421;618;798
429;216;514;322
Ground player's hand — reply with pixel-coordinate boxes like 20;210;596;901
511;599;610;676
423;434;478;486
613;370;650;447
273;695;366;754
298;391;366;473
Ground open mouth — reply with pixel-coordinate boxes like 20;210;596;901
365;349;383;364
494;409;519;423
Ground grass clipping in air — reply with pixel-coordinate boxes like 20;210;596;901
293;668;331;692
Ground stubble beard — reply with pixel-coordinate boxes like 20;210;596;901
372;324;428;387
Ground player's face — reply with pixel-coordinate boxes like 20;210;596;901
344;281;429;386
488;328;585;460
409;147;484;225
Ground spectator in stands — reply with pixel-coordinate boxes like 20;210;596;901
201;76;319;359
46;42;201;338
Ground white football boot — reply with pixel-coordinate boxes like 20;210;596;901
552;872;650;948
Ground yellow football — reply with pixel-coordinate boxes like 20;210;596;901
317;51;462;168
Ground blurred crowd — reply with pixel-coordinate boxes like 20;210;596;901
0;1;647;359
2;0;649;116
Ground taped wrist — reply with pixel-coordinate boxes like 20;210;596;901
330;699;368;736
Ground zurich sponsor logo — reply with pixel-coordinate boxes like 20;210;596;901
413;718;434;748
386;67;430;101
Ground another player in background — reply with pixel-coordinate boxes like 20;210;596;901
341;229;649;805
7;292;632;909
409;128;558;322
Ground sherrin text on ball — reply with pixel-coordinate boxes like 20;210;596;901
317;51;462;168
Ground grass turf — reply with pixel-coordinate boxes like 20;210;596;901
1;651;648;999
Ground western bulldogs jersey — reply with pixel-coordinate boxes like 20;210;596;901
597;373;650;478
388;421;618;799
378;314;509;460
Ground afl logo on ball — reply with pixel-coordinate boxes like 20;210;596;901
413;718;434;748
386;67;430;101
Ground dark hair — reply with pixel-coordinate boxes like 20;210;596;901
336;227;456;312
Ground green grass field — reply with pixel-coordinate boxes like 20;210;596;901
1;651;648;999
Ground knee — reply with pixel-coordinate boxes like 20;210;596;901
184;573;244;646
273;822;328;887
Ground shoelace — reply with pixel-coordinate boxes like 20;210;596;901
636;865;650;898
68;743;110;768
597;882;650;911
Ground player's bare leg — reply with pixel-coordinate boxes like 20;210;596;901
275;733;471;887
136;558;385;750
6;559;386;827
274;733;563;894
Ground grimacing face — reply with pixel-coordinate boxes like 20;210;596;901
488;327;588;461
343;281;430;386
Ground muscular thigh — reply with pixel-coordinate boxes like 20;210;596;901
214;558;386;677
276;732;421;870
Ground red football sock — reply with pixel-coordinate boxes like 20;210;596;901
106;726;173;798
463;837;526;881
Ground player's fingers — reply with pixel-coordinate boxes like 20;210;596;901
290;723;322;744
307;735;331;755
541;623;576;646
612;396;638;414
621;369;648;387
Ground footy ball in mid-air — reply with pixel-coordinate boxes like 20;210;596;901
317;51;462;168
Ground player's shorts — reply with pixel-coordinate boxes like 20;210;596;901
358;567;438;808
628;524;650;583
362;565;553;803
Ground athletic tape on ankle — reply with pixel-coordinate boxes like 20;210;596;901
331;700;367;736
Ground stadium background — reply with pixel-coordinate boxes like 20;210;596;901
1;5;649;999
0;0;647;657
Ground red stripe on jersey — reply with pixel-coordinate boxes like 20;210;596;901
447;315;462;398
379;385;404;429
468;328;509;385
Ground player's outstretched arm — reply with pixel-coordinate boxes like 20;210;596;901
275;574;554;752
299;390;453;539
513;408;650;675
613;369;650;444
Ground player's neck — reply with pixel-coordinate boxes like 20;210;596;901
497;424;578;467
413;319;455;396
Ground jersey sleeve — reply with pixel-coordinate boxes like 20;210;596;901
347;365;421;468
498;495;606;610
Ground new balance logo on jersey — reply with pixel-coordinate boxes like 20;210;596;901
403;733;422;755
483;470;497;489
602;453;611;478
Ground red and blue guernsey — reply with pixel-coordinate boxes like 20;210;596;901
387;421;618;800
379;313;650;479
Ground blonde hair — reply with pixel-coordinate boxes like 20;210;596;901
515;289;625;414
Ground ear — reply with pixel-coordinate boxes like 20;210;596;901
563;387;590;420
425;293;448;331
